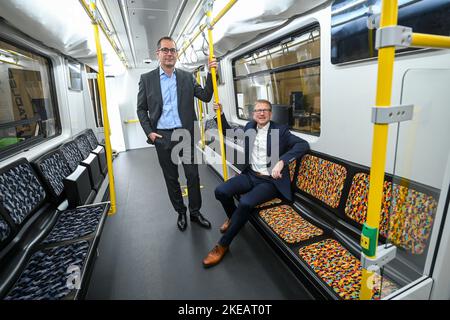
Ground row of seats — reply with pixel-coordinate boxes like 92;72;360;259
0;129;110;300
250;151;438;300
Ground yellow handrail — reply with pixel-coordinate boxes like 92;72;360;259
123;119;140;124
178;0;238;58
90;0;117;215
411;33;450;49
196;71;206;150
359;0;398;300
206;2;228;181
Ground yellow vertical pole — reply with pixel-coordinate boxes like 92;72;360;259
205;1;228;181
196;71;206;150
90;0;117;215
359;0;398;300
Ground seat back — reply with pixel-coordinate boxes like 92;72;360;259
0;158;47;249
344;171;439;255
33;149;72;204
85;129;99;149
295;152;348;213
74;134;93;159
0;215;12;250
60;141;84;172
0;158;46;226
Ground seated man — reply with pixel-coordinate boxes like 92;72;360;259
203;99;309;267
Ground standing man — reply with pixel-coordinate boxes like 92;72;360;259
202;100;309;267
137;36;216;231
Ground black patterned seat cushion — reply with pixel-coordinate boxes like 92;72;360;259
0;215;11;243
74;135;92;159
85;129;99;149
36;151;72;199
42;204;105;244
60;141;84;172
4;241;90;300
0;161;46;225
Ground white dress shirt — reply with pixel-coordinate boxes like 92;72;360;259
250;122;270;175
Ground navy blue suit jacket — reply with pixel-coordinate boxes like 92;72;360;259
218;114;309;201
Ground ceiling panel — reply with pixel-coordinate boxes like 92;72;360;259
126;0;168;11
128;5;169;67
126;0;182;68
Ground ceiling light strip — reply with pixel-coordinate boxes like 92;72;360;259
79;0;129;68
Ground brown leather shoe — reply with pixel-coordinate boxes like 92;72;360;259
219;218;231;233
203;245;229;268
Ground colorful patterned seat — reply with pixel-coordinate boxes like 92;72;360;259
259;205;323;244
298;239;399;300
345;173;438;254
296;155;347;208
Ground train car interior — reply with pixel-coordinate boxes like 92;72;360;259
0;0;450;302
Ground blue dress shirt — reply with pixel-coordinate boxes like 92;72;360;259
157;67;182;129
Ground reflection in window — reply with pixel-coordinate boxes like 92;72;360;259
0;39;60;158
86;65;103;128
233;24;321;136
331;0;450;64
68;60;82;91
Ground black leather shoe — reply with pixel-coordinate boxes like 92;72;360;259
190;212;211;229
177;213;187;231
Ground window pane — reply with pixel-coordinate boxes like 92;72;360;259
68;60;82;91
0;39;59;156
86;66;103;128
234;28;320;77
234;66;320;135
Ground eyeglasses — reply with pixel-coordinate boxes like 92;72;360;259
253;109;271;114
159;47;177;54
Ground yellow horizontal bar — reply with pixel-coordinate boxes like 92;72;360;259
124;119;140;124
412;33;450;49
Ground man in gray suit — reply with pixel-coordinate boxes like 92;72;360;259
137;36;216;231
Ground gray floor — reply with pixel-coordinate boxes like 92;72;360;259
86;147;312;300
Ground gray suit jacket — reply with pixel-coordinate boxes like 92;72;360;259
137;67;214;144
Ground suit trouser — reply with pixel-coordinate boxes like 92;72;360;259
154;129;201;215
214;170;279;246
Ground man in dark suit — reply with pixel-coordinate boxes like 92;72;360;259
137;36;216;231
202;99;309;267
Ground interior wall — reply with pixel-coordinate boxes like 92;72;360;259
105;77;126;153
114;68;153;151
219;5;450;189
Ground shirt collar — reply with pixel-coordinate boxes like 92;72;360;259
257;122;270;132
159;66;176;76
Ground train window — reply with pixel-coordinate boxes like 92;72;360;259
67;59;83;91
331;0;450;64
86;66;103;128
232;24;321;136
0;38;60;159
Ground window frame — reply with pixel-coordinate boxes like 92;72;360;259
330;0;450;65
0;37;62;160
232;22;321;135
